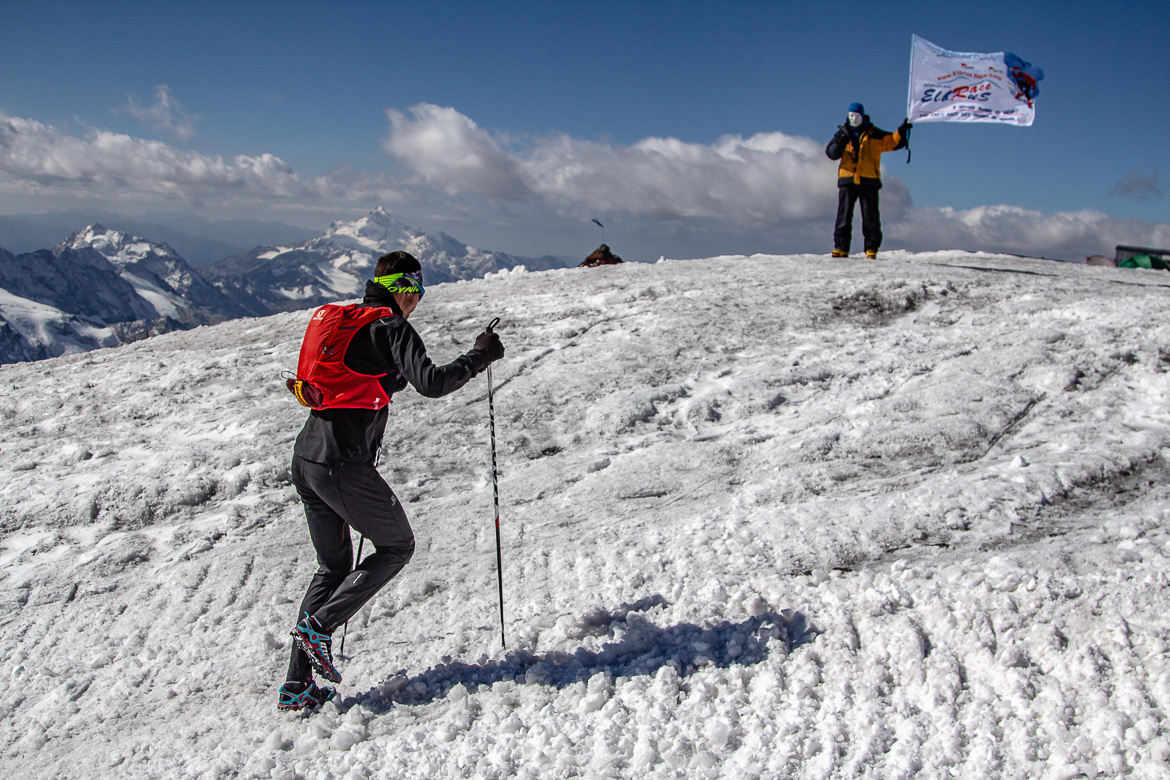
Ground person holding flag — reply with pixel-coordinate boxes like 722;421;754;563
825;103;911;259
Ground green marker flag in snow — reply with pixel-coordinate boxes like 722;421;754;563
907;35;1044;126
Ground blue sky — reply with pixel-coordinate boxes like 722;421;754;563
1;0;1167;261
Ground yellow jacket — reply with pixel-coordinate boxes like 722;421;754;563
829;126;905;185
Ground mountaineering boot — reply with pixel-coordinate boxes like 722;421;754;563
865;250;877;259
290;613;342;683
832;249;848;258
277;679;336;711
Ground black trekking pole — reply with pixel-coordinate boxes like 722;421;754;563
485;317;506;649
338;534;365;658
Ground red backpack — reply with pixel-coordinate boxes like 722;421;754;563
286;304;396;410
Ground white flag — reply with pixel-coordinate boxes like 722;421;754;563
907;35;1044;126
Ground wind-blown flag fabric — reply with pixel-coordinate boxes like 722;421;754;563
907;35;1044;126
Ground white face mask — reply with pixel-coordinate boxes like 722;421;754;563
847;112;864;128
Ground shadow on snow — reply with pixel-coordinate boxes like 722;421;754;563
353;601;813;712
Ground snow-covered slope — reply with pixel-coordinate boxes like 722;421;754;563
3;251;1170;778
204;207;571;313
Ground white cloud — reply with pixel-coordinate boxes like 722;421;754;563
122;85;198;142
0;110;330;203
381;103;849;225
0;110;431;225
380;105;1170;260
529;131;848;223
1;103;1167;262
890;205;1170;259
382;104;530;200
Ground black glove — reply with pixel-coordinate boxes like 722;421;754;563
899;118;913;134
473;330;504;364
826;126;851;160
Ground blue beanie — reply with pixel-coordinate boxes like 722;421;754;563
848;102;865;115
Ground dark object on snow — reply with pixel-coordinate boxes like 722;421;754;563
1084;255;1117;267
580;244;624;267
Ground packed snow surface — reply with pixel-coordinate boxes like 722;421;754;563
2;251;1170;779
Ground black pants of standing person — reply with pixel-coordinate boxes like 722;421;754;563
834;183;882;254
287;455;416;682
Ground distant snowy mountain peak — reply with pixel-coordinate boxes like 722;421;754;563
60;224;247;322
326;206;409;242
312;209;420;259
0;223;253;365
60;223;183;269
205;207;571;313
0;240;168;364
323;207;412;248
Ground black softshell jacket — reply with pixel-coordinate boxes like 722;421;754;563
293;281;489;464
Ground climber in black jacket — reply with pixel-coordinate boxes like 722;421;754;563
278;250;504;711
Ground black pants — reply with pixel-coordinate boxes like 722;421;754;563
834;184;882;253
287;455;415;682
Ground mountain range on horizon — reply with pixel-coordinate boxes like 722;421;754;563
0;208;575;365
0;210;320;268
203;207;572;314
